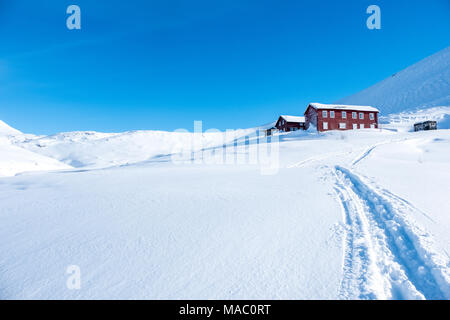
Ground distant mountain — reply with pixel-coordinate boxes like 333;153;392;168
0;119;22;135
0;120;73;177
338;46;450;115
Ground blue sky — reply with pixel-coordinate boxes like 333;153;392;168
0;0;449;134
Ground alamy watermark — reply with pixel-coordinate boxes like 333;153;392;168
366;5;381;30
66;265;81;290
170;121;280;175
67;5;381;31
66;5;81;30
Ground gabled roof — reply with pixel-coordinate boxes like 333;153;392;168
279;115;306;123
308;103;380;113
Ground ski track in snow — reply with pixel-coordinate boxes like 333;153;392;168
332;166;450;300
287;151;350;168
351;138;408;166
286;136;450;299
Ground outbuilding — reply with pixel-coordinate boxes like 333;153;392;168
304;103;379;132
264;127;276;136
275;115;306;132
414;120;437;132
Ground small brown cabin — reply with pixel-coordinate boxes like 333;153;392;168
265;127;276;136
275;115;306;132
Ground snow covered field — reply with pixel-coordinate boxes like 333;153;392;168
1;121;450;299
1;47;449;300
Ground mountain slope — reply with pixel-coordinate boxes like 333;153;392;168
0;119;72;177
338;46;450;115
0;138;72;177
0;119;22;135
14;127;262;169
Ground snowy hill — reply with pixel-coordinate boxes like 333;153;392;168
0;119;263;175
0;120;72;177
338;46;450;115
0;140;72;177
14;127;260;169
381;106;450;132
0;119;22;135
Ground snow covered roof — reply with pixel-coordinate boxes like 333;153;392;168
279;115;306;123
308;103;379;113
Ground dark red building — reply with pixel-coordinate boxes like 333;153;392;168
275;115;306;132
304;103;379;132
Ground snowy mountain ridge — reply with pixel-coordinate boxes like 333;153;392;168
0;119;22;135
338;46;450;115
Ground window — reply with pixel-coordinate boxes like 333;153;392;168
330;111;335;118
359;112;364;119
342;111;347;119
339;123;346;129
360;124;364;129
369;113;374;120
322;110;327;118
370;124;375;129
352;112;357;119
353;124;358;130
323;122;328;130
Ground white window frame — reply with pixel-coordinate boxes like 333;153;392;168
370;124;375;129
330;111;335;118
352;112;357;119
342;111;347;119
360;124;365;129
353;123;358;130
339;123;346;129
369;113;374;120
323;122;328;130
322;110;327;118
359;112;364;120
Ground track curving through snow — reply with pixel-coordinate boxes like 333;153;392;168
333;166;450;300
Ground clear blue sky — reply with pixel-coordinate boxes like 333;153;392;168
0;0;449;134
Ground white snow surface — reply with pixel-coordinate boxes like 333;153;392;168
1;122;450;299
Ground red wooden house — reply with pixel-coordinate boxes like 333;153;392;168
275;115;306;132
304;103;379;132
